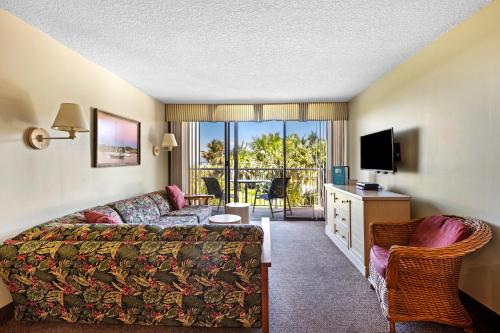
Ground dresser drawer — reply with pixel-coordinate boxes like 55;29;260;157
333;222;350;248
333;191;352;210
334;207;350;229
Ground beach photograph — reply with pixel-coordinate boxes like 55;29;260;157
93;109;140;167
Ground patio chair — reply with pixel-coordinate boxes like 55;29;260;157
253;177;292;218
202;177;225;213
369;215;492;333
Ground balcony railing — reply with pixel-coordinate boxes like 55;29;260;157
189;167;325;208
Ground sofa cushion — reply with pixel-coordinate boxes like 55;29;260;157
370;245;389;277
166;184;186;210
112;195;160;224
83;210;122;224
156;215;198;226
147;191;173;215
167;205;212;224
409;215;469;248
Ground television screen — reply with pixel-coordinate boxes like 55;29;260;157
360;128;394;171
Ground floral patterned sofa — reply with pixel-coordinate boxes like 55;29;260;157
0;190;266;329
46;190;213;227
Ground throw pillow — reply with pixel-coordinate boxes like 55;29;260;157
166;184;186;210
409;215;469;248
84;210;122;224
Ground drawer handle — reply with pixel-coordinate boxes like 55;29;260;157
341;218;346;222
341;200;351;204
341;235;346;239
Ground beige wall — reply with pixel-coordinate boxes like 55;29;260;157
349;1;500;313
0;11;167;307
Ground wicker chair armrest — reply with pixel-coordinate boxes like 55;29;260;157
184;194;214;205
370;218;423;248
384;244;470;289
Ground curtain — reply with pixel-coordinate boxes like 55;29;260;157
169;122;191;191
165;102;348;122
261;103;300;120
212;104;257;122
327;120;348;183
306;103;348;121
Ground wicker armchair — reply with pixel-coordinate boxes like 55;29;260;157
368;216;492;333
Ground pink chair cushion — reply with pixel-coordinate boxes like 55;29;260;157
83;210;122;224
165;184;186;210
408;215;469;248
370;245;390;277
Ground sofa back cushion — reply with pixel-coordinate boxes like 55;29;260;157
147;191;173;215
166;185;186;210
409;215;469;248
112;195;160;224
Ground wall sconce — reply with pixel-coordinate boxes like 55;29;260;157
153;133;178;156
27;103;90;149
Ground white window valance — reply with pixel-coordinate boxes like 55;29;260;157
165;102;348;122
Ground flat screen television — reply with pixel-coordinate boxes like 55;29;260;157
360;128;395;171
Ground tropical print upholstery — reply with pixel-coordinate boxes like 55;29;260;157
0;225;264;327
112;196;160;225
49;213;86;225
167;205;213;224
147;191;173;216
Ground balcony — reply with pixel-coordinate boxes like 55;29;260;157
189;167;325;220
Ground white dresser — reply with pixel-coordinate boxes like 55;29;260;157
324;184;410;276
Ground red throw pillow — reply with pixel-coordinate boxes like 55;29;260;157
409;215;469;248
84;210;122;224
166;184;186;210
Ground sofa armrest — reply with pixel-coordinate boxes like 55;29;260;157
184;194;214;205
385;244;466;289
370;218;423;248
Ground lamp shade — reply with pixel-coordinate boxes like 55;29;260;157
162;133;178;148
51;103;89;132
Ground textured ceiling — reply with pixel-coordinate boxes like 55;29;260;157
0;1;490;103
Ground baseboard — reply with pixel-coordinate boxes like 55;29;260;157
459;290;500;332
0;302;13;324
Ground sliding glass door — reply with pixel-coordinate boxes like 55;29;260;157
284;121;327;220
232;122;285;218
190;122;226;212
191;120;327;220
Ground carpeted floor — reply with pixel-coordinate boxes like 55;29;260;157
0;221;476;333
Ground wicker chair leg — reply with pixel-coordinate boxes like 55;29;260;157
389;321;395;333
463;327;473;333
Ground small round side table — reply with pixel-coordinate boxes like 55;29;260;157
225;202;250;224
209;214;241;225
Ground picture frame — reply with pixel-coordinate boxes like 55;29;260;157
92;108;141;167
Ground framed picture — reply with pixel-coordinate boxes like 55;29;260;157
92;108;140;167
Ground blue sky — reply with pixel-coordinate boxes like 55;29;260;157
200;121;325;152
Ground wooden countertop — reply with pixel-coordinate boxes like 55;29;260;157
324;184;410;201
